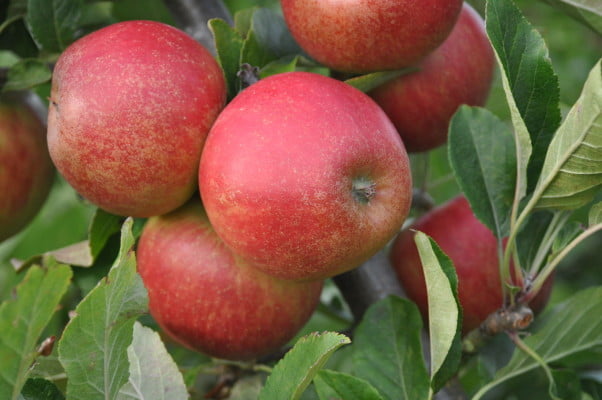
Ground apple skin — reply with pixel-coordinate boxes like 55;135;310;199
47;20;226;218
199;72;412;281
0;95;54;241
136;200;323;361
369;4;495;153
281;0;462;73
389;196;554;334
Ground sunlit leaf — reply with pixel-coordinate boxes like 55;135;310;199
58;219;148;400
0;264;72;400
533;60;602;210
116;322;188;400
259;332;350;400
414;232;462;391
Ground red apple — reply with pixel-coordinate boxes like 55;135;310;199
281;0;462;73
199;72;412;281
47;20;226;218
136;200;323;361
389;196;553;334
0;95;54;241
369;3;495;153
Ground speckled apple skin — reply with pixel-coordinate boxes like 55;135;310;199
199;72;412;281
0;98;54;241
390;196;554;334
47;20;226;218
136;200;323;361
281;0;463;73
370;4;495;152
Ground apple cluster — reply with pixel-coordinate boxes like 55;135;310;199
11;0;502;361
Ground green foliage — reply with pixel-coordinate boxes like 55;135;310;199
259;332;350;400
352;296;430;400
533;60;602;211
414;232;462;392
116;322;188;400
473;286;602;398
58;219;148;400
448;106;517;239
0;264;72;400
25;0;83;53
487;0;561;194
313;370;384;400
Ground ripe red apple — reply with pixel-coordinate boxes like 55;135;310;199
0;95;54;241
369;3;495;153
136;200;323;361
389;196;554;334
281;0;462;73
199;72;412;281
47;20;226;218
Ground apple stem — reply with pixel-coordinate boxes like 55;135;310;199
352;177;377;204
462;303;534;354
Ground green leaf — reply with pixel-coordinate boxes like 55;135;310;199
589;202;602;226
25;0;83;53
486;0;561;193
345;69;413;94
314;370;384;400
474;286;602;398
448;106;517;239
2;59;51;92
533;60;602;211
0;264;72;400
0;51;20;68
352;296;430;400
251;8;304;59
240;28;275;72
116;322;188;400
516;211;554;270
18;378;64;400
209;18;244;99
414;232;462;392
229;375;264;400
58;218;148;400
259;332;350;400
542;0;602;34
88;209;123;261
12;208;123;270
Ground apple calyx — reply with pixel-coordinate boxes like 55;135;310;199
351;177;376;204
237;63;260;88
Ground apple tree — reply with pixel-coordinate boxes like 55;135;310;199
0;0;601;399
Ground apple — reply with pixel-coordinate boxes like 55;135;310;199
280;0;462;73
199;71;412;281
136;200;323;361
389;196;554;334
0;95;54;242
369;3;495;153
47;20;226;218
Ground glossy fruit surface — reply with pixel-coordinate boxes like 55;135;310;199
48;20;226;217
199;72;412;281
281;0;462;73
137;201;323;361
0;95;54;241
370;4;495;152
